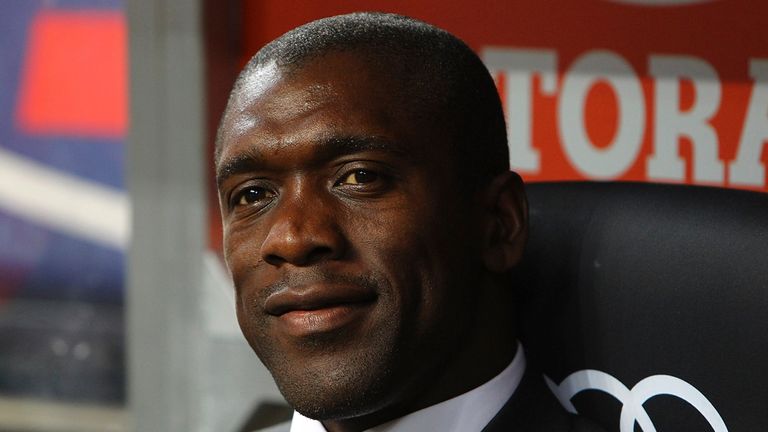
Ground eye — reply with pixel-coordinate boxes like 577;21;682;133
338;169;379;185
232;186;275;209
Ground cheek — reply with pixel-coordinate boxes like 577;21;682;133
223;223;272;343
227;252;272;357
223;222;266;286
354;201;462;320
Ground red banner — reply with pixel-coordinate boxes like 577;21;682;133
241;0;768;191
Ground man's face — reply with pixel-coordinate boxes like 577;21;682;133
216;52;485;420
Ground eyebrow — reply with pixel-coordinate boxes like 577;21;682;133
215;135;410;186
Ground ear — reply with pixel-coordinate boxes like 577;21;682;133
481;171;528;273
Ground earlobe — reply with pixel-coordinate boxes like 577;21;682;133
481;171;528;273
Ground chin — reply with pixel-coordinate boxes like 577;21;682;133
272;352;399;421
257;322;408;421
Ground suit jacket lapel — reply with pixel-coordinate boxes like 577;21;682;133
481;366;572;432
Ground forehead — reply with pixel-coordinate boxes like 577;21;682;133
217;51;447;167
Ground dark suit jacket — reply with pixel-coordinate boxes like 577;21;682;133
482;367;605;432
259;367;606;432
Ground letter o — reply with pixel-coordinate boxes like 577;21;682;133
559;51;645;179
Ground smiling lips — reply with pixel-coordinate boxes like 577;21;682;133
264;284;377;337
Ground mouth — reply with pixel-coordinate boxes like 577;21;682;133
264;284;377;337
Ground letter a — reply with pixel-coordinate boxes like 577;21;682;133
731;59;768;188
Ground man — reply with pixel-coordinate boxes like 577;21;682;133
216;12;603;432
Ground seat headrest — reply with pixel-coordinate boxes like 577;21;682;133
517;182;768;432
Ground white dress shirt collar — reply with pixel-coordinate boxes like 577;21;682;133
289;341;526;432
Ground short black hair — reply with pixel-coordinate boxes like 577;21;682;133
218;12;509;186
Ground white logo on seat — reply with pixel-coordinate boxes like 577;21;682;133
545;370;728;432
605;0;717;5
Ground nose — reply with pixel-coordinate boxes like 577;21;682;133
260;187;347;267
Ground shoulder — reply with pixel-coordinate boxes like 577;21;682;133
253;421;291;432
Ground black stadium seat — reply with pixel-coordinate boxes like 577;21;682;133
518;182;768;432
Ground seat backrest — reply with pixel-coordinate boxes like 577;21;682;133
517;182;768;432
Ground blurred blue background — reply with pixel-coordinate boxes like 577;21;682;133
0;0;126;405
